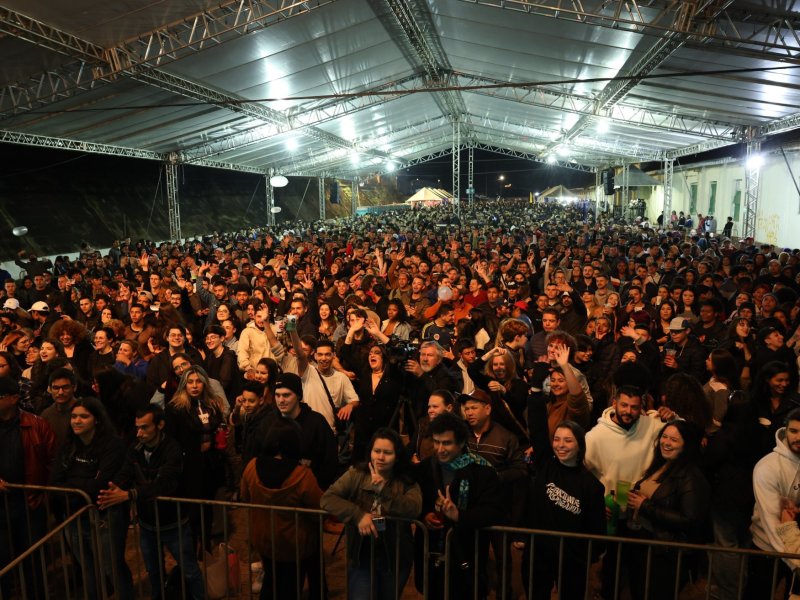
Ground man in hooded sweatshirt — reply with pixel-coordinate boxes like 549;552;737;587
746;408;800;599
584;385;676;596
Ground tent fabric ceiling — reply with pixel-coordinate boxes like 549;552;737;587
1;0;800;177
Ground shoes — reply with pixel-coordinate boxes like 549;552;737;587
251;561;264;594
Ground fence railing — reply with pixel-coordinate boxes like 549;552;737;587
3;484;800;600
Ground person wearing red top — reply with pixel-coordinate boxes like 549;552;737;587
0;376;56;599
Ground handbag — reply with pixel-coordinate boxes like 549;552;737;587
316;367;354;463
203;543;240;599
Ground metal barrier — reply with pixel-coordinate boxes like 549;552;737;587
477;525;800;600
6;485;800;600
0;483;108;600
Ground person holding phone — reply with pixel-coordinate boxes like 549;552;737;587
321;428;421;599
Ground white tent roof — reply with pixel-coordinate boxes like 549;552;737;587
406;187;454;203
1;0;799;176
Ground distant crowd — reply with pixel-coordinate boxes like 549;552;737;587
2;198;800;600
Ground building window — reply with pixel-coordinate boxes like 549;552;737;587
708;181;717;215
689;183;698;214
732;179;742;221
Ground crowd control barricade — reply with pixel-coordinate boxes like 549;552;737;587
149;496;430;600
476;524;800;600
0;483;106;600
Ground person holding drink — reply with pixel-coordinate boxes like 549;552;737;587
626;421;710;600
661;318;709;383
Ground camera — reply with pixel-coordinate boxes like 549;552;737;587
386;336;419;365
285;314;297;332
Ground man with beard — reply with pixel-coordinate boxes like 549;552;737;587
747;408;800;598
405;341;461;420
585;386;675;495
584;386;676;597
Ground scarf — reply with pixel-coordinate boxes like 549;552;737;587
441;452;491;509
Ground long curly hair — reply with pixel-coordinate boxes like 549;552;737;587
169;365;226;416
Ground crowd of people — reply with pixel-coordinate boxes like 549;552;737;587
2;197;800;599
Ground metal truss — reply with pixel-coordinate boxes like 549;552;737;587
0;129;160;160
165;159;181;240
319;177;326;220
453;72;741;140
0;6;390;169
352;176;360;215
280;115;452;175
450;0;800;57
132;72;389;165
759;112;800;137
467;144;475;208
743;139;761;239
266;171;276;227
377;0;467;121
452;119;461;215
0;129;265;174
662;158;674;225
0;0;336;117
665;138;739;159
469;114;663;162
285;74;425;128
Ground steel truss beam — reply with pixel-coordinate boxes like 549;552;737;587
662;158;674;226
319;176;326;221
743;138;761;239
469;114;663;161
452;119;461;216
467;144;475;207
279;115;452;175
451;0;800;57
0;129;265;173
376;0;468;122
0;9;388;167
532;0;736;156
266;171;276;227
135;71;384;163
352;176;360;215
665;138;739;159
760;112;800;137
0;1;336;117
453;72;743;140
165;158;181;240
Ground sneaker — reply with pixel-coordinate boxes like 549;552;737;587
251;562;264;594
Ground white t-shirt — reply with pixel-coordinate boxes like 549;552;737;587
301;367;359;430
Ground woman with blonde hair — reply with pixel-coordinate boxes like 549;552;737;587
165;365;228;551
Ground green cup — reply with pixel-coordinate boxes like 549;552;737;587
616;480;632;511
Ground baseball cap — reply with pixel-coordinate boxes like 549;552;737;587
2;298;19;310
668;317;690;331
457;389;492;405
514;301;529;311
30;301;49;313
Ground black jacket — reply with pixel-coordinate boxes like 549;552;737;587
406;362;461;418
662;337;708;383
50;430;127;510
412;456;504;597
635;464;711;545
113;434;185;529
256;404;338;489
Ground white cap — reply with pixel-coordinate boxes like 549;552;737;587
2;298;19;310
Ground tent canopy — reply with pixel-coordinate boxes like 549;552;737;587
1;0;799;177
